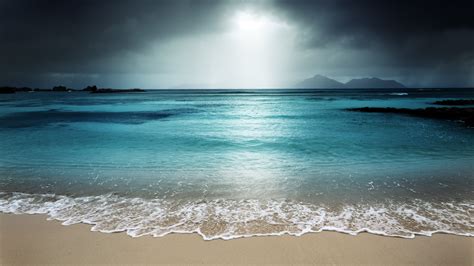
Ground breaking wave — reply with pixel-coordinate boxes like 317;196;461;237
0;192;472;240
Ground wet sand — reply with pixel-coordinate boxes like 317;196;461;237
0;213;472;265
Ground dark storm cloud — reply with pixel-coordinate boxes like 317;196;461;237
0;0;235;73
269;0;474;86
0;0;473;87
272;0;474;48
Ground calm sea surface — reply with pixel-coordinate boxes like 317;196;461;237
0;89;473;239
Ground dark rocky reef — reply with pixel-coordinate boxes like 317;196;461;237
54;86;75;92
433;99;474;106
347;107;474;127
0;86;36;93
0;86;17;93
82;85;98;92
0;85;145;93
90;88;145;93
83;85;145;93
1;85;74;93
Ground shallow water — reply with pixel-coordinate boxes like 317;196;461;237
0;89;473;239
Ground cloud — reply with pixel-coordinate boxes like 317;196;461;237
268;0;474;86
1;0;473;88
0;0;241;72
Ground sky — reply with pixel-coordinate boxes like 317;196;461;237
1;0;473;89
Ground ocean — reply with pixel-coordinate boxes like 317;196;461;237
0;89;473;240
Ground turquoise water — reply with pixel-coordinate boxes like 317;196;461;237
0;89;473;239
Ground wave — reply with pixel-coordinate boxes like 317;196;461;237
0;192;472;240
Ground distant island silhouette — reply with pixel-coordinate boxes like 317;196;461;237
0;85;145;94
295;74;405;89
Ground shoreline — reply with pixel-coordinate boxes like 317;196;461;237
0;192;474;241
1;192;472;240
1;213;472;265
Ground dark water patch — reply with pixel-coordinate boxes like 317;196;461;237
6;96;155;108
0;108;199;128
194;103;227;108
42;98;152;107
433;99;474;106
5;99;58;108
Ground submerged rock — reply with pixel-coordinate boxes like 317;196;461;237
347;107;474;127
83;85;98;92
52;85;69;92
0;86;16;93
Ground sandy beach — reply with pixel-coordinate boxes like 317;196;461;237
0;213;472;265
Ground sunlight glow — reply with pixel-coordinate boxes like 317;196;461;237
234;11;268;31
144;10;297;88
225;11;292;87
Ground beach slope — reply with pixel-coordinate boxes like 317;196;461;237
0;214;472;265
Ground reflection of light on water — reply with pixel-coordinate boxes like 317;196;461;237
213;97;294;199
2;91;474;207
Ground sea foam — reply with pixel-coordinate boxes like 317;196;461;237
0;192;472;240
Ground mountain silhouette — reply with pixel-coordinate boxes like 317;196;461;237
295;74;344;88
345;77;405;88
295;75;405;88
